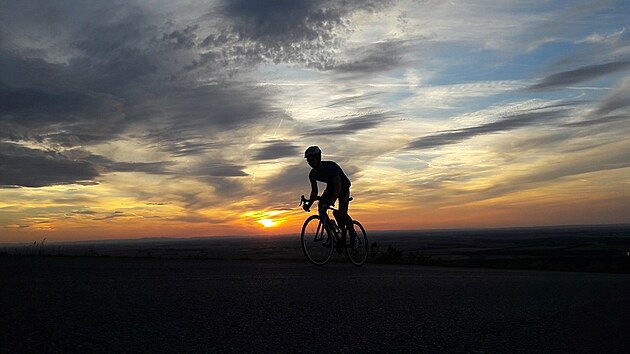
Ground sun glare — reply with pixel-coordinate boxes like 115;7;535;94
258;219;277;228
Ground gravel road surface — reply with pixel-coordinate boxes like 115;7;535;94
2;256;629;353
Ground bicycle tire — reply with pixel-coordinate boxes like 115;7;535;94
301;215;334;266
345;220;368;266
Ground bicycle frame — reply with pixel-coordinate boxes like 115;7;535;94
300;195;349;248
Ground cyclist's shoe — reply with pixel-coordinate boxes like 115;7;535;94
322;236;332;248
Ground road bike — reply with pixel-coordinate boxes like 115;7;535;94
299;195;368;266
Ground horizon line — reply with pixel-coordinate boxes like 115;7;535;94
1;223;628;246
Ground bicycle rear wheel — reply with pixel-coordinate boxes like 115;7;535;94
301;215;334;266
345;220;368;266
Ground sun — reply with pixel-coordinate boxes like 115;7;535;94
258;219;277;228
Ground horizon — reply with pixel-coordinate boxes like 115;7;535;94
1;1;629;243
2;223;628;246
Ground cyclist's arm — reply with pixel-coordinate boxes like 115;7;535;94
308;178;318;205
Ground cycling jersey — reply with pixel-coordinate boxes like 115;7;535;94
309;161;351;191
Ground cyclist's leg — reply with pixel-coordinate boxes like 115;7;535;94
319;191;332;216
333;189;354;233
319;191;333;246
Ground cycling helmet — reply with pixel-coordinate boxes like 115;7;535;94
304;146;321;158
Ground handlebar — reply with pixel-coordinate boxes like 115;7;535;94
299;195;317;207
299;195;353;211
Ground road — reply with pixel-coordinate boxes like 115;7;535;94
2;256;629;353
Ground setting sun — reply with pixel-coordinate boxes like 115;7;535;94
258;219;277;228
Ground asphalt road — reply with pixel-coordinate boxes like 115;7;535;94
2;256;629;353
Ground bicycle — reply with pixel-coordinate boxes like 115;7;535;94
299;195;368;266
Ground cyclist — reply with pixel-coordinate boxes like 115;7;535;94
302;146;358;250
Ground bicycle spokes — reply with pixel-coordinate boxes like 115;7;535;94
314;222;324;242
301;215;334;266
345;221;368;266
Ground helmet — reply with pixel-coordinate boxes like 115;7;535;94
304;146;321;158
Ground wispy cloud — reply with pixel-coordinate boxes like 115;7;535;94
305;112;393;136
528;60;630;91
252;140;301;161
407;107;574;150
594;77;630;115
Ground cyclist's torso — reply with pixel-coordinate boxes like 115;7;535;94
309;161;351;191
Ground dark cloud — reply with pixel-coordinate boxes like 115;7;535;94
0;143;99;188
407;109;572;150
97;160;175;175
159;25;200;50
130;84;275;156
259;163;312;206
0;2;169;95
0;83;125;144
71;210;98;215
595;78;630;115
193;163;249;177
305;112;391;135
332;40;409;73
0;143;175;188
563;115;627;128
221;0;343;41
252;140;300;160
94;211;133;221
528;60;630;91
201;0;392;70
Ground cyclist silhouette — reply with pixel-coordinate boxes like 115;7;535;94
303;146;358;249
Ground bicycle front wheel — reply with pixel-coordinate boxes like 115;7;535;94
301;215;334;266
345;220;368;266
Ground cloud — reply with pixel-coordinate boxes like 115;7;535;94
332;40;410;73
0;143;176;188
252;140;301;160
595;78;630;115
407;108;573;150
576;27;626;45
488;140;630;199
0;83;125;144
305;111;392;135
194;163;249;177
528;60;630;91
130;84;277;156
258;163;312;207
0;143;99;188
199;0;392;70
86;155;175;175
562;115;627;128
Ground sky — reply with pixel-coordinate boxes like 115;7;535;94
1;0;629;243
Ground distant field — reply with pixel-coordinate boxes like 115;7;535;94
2;224;629;273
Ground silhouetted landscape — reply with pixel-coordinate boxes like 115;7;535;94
3;224;630;352
3;224;629;273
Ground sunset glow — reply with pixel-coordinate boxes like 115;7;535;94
0;1;628;243
258;219;277;228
